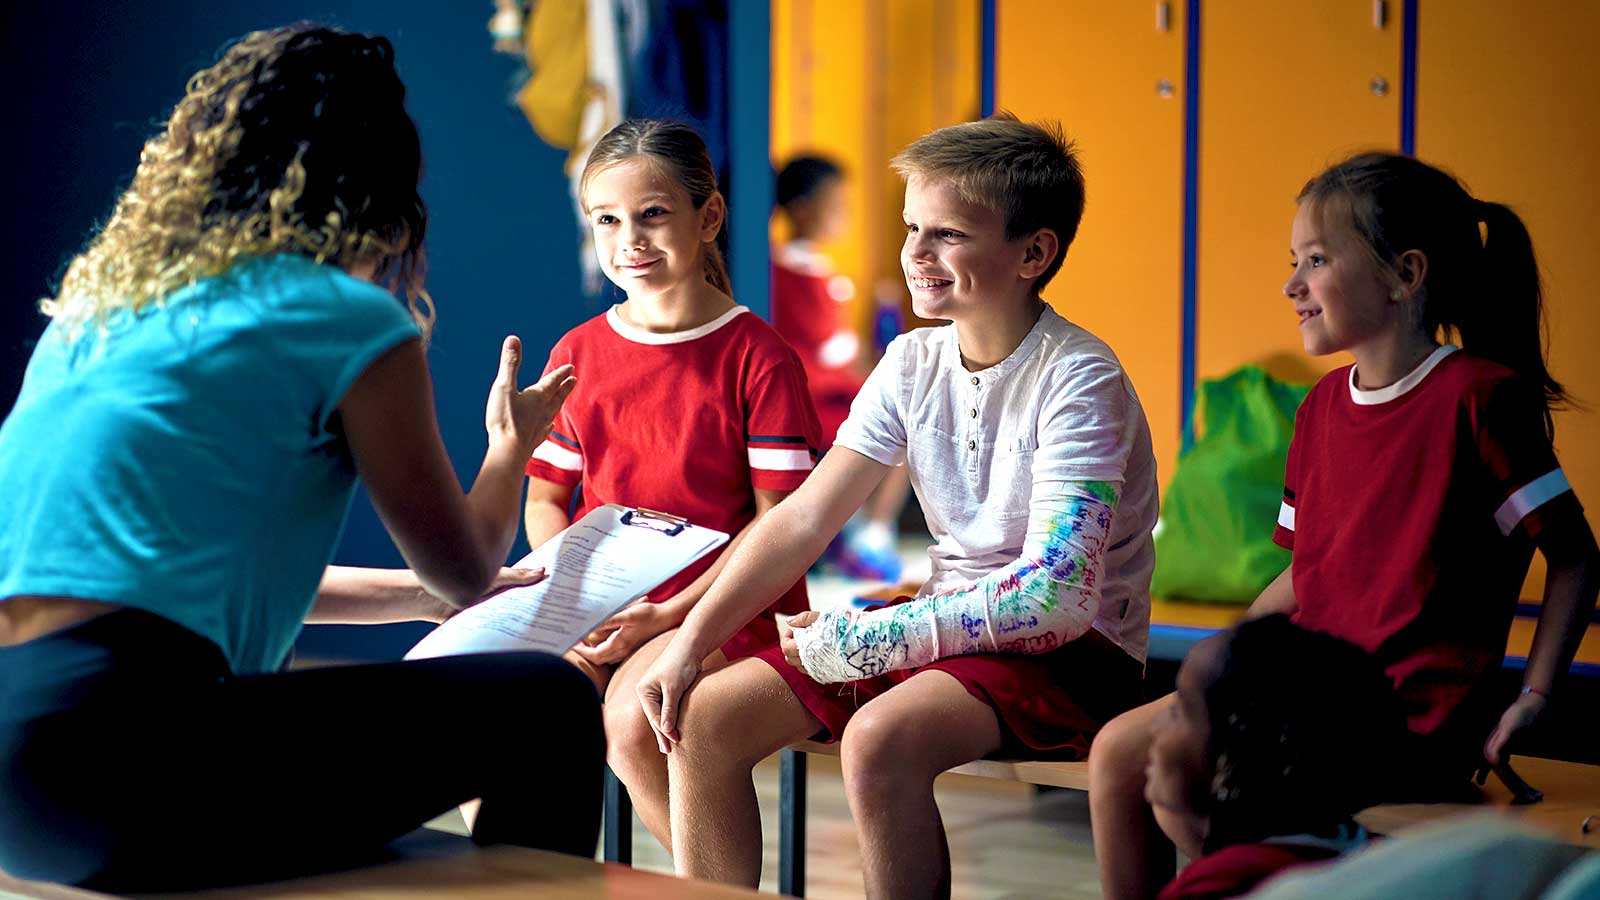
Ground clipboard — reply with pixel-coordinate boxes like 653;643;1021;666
404;503;729;660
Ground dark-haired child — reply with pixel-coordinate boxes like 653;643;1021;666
1147;615;1408;900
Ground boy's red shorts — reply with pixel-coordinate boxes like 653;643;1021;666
720;613;782;663
754;595;1145;759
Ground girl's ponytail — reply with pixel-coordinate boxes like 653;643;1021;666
1471;200;1566;439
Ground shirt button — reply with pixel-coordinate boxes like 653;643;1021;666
967;440;977;450
971;376;980;386
970;408;978;418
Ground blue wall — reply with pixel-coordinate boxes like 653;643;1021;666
3;2;596;658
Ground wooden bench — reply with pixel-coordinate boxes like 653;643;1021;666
0;828;769;900
772;744;1600;898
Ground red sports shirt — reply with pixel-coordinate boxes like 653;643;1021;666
1274;346;1584;738
526;306;821;625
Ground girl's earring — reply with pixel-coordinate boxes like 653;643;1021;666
1390;289;1404;300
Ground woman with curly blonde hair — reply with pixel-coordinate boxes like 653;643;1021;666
0;23;602;891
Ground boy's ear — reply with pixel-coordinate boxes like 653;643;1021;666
699;192;727;241
1018;228;1060;281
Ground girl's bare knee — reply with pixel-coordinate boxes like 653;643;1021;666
604;700;661;774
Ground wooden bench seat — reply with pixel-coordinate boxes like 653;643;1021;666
768;744;1600;897
0;828;769;900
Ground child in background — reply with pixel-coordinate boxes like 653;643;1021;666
771;155;910;582
635;115;1159;897
1146;615;1407;900
1090;152;1600;900
522;119;822;854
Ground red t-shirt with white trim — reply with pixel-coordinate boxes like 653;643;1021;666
1158;842;1341;900
526;305;820;629
1273;346;1584;740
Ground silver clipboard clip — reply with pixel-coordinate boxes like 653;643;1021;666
620;507;689;536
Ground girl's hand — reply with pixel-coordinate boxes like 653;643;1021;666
637;642;703;752
572;599;669;666
426;566;546;623
485;336;576;453
780;610;822;671
1479;691;1548;804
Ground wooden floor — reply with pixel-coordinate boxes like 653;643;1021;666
430;753;1110;900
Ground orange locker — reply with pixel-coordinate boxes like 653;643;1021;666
1416;2;1600;599
770;0;979;342
1196;1;1401;389
996;0;1186;492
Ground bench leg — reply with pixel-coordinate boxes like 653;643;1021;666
779;748;807;897
603;765;633;865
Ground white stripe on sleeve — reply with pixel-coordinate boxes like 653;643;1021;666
1494;468;1571;536
748;447;814;471
532;440;582;472
1278;501;1296;531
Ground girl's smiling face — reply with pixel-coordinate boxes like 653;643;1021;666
1283;200;1399;358
584;157;723;298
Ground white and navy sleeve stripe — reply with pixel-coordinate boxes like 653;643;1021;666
1277;488;1296;532
532;430;583;473
1494;468;1572;537
747;434;817;473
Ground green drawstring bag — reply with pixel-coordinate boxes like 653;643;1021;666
1150;366;1310;603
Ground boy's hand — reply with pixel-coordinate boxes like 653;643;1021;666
485;336;576;453
780;610;822;671
637;643;702;752
572;599;668;666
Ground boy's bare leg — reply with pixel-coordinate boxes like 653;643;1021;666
1090;693;1202;900
666;657;821;886
839;670;1002;900
603;629;734;855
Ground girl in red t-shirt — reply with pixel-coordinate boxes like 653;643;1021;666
522;119;822;854
1091;152;1600;900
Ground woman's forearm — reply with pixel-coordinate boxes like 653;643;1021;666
464;441;534;573
308;566;449;624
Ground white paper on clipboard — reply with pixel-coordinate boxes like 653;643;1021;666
404;504;728;660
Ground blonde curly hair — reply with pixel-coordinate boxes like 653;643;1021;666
43;22;432;338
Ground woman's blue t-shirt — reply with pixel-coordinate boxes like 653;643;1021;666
0;255;422;674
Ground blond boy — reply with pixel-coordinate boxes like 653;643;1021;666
634;115;1158;899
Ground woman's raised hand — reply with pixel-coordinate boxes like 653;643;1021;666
485;336;576;453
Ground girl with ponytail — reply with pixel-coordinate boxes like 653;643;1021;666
1091;152;1599;900
521;119;822;846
